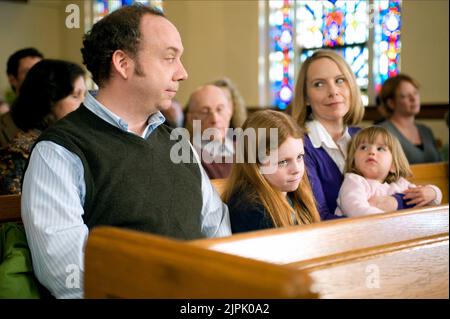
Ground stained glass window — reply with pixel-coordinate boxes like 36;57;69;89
268;0;295;109
267;0;401;109
93;0;163;24
373;0;401;94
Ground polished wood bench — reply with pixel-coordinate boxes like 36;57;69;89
293;232;448;298
84;205;448;298
211;178;227;197
191;205;449;264
84;226;315;299
191;205;449;298
212;162;449;202
410;161;449;203
0;194;21;223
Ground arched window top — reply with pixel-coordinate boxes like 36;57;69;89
266;0;401;109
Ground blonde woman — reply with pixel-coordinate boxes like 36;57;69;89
223;110;320;233
336;126;442;217
292;50;364;220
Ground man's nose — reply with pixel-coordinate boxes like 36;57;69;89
175;61;188;81
209;110;221;122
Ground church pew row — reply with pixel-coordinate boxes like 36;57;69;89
211;161;449;203
409;161;449;203
2;164;448;298
0;194;21;223
84;205;448;299
1;161;447;223
190;205;449;298
211;178;227;197
190;205;449;265
84;226;316;299
292;233;448;298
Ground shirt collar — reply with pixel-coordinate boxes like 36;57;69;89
84;90;165;138
306;119;350;149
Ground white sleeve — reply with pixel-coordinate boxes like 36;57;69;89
336;173;384;217
21;141;88;299
190;142;231;238
427;185;443;205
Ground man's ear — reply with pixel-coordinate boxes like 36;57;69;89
7;75;18;93
111;50;131;80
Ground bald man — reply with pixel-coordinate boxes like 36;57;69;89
186;85;234;179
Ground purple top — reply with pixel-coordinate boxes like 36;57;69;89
304;127;360;220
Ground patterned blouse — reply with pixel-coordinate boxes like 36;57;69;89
0;129;41;195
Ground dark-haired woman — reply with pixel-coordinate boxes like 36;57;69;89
378;74;441;164
0;59;85;194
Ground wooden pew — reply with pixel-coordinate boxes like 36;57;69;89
191;205;449;298
0;194;22;223
84;226;316;299
191;205;448;264
291;233;448;298
84;206;448;298
211;178;227;197
212;162;449;202
409;161;448;203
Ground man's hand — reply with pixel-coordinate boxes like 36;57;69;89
368;195;398;212
403;185;436;207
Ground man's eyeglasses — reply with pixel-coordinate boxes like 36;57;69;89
189;108;230;120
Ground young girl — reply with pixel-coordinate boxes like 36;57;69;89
336;126;442;217
223;110;321;233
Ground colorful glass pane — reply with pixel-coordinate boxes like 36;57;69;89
296;0;369;105
373;0;401;94
269;0;401;108
93;0;163;24
268;0;295;109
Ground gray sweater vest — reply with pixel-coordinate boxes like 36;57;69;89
34;105;204;240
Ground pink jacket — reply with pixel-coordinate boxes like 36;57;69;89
335;173;442;217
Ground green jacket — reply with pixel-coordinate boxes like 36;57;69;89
0;222;40;299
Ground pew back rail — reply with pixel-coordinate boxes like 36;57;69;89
84;226;316;299
0;194;21;223
409;161;449;203
191;205;449;265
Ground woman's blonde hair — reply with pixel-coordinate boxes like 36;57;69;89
292;50;364;129
222;110;320;226
212;77;248;128
345;126;412;183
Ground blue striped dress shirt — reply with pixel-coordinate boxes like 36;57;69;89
21;91;231;299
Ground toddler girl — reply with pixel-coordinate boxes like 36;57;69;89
336;126;442;217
